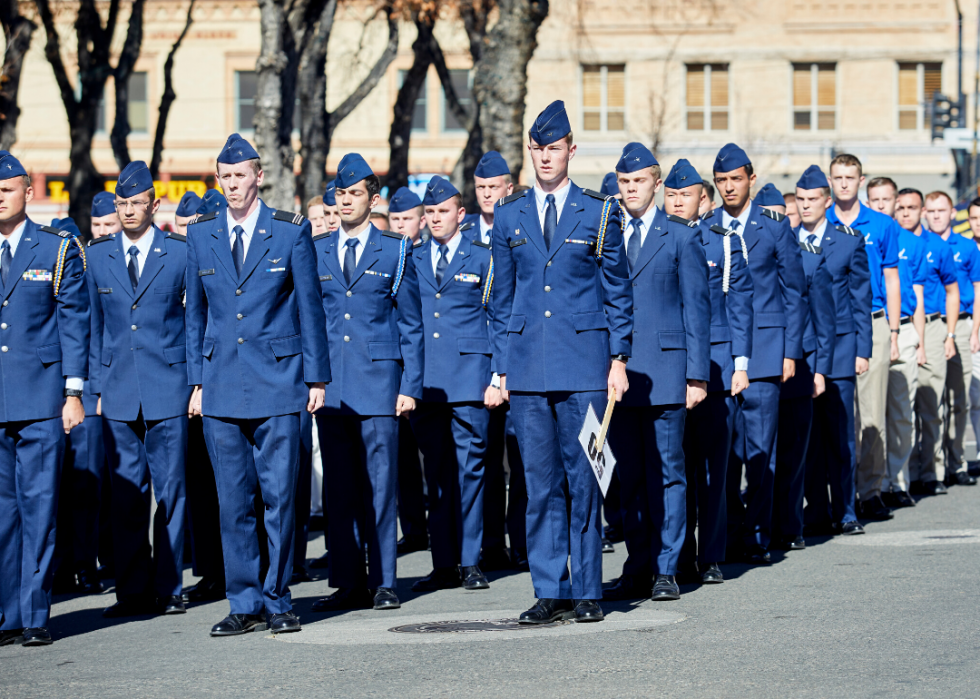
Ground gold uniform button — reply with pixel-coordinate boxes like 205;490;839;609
344;313;351;320
238;338;244;344
344;335;350;342
236;289;242;296
544;286;551;292
433;332;440;339
435;293;441;299
346;291;353;298
545;311;552;318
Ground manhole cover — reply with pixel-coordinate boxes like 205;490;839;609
390;618;566;634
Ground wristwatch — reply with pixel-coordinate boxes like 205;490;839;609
611;354;629;364
948;333;957;339
64;388;83;399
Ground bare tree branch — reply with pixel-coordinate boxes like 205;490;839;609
150;0;195;179
110;0;145;170
0;1;36;150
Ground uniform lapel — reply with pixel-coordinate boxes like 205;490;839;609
2;219;39;302
742;203;765;253
545;183;583;264
107;234;135;298
321;233;344;286
132;227;167;303
348;225;381;287
416;239;438;290
209;212;237;281
630;207;667;279
238;203;273;286
438;234;471;291
517;192;547;257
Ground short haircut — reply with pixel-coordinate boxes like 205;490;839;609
715;163;753;178
702;182;715;202
529;132;574;147
782;192;796;203
216;158;261;175
897;187;924;205
369;211;389;223
306;196;323;212
925;190;954;208
866;176;897;194
830;153;863;177
365;174;381;199
969;196;980;212
19;175;31;189
513;184;531;193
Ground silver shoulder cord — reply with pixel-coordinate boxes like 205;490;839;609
722;228;748;294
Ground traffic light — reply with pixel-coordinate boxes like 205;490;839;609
931;92;965;141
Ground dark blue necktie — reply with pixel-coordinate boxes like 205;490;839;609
0;240;10;288
435;244;449;285
627;219;642;273
543;193;557;250
729;219;741;234
806;233;817;245
344;238;358;284
232;226;245;276
127;246;140;291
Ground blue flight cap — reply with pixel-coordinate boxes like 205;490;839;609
474;151;510;179
754;182;785;206
175;191;202;217
389;186;422;213
713;143;751;173
422;176;459;206
217;133;259;165
322;180;336;207
0;151;26;180
664;159;703;189
600;172;619;197
616;142;659;174
796;164;830;191
335;153;374;189
197;189;226;216
115;161;154;197
529;100;570;145
91;191;116;218
51;217;81;239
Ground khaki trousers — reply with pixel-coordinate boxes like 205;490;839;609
855;315;890;500
885;322;919;493
942;317;973;475
911;318;949;483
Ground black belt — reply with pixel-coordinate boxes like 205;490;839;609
926;312;942;323
900;316;913;325
872;309;886;320
959;312;971;320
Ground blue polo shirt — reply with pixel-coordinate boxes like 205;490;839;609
916;230;957;315
827;202;899;314
897;228;929;318
942;231;980;314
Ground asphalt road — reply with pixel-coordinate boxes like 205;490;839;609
4;482;980;698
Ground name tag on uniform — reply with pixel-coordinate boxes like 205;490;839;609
198;269;215;276
455;273;481;284
509;238;527;248
98;287;113;294
266;267;286;273
23;269;52;282
364;269;391;278
319;275;332;281
565;239;595;246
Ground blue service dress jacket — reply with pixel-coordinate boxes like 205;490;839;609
702;204;806;380
87;227;192;421
0;220;89;422
490;184;633;391
621;210;711;407
415;235;493;403
698;221;754;393
315;225;424;416
184;203;331;419
782;242;837;400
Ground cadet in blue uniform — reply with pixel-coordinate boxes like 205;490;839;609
310;154;424;613
714;144;806;563
174;191;202;236
792;166;874;536
409;176;494;592
754;183;786;215
491;101;632;624
86;162;191;617
185;134;330;636
603;154;709;602
600;172;619;198
0;152;89;647
774;236;836;546
680;175;754;585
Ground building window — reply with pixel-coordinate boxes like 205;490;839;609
898;62;942;131
398;70;428;133
686;64;728;131
236;70;257;132
128;72;148;134
442;69;472;133
793;63;836;131
582;65;625;132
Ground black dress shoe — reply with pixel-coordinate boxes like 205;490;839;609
268;611;301;634
161;596;186;615
311;587;373;612
290;568;312;585
478;546;512;572
858;495;894;521
651;575;680;601
925;481;948;496
373;588;401;610
396;535;428;555
510;548;530;572
701;563;724;584
743;547;771;564
210;613;266;637
840;520;865;535
185;577;226;602
909;480;927;495
953;472;977;486
571;599;604;622
602;575;652;601
22;628;52;646
103;597;158;618
0;628;24;646
882;491;916;508
601;537;615;554
604;524;624;543
968;461;980;477
460;566;490;590
309;553;330;570
518;598;574;625
802;521;836;537
412;568;461;592
76;569;103;595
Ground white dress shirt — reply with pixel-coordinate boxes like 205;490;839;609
721;205;751;233
799;219;828;247
430;232;464;276
478;216;492;246
123;228;155;276
226;202;263;259
623;206;660;250
338;225;373;273
533;181;572;231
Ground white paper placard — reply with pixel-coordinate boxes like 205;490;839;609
578;403;617;497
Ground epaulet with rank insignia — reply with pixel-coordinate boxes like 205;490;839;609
191;211;217;224
472;240;491;249
497;190;525;207
312;232;331;242
167;232;186;242
39;224;70;238
412;240;423;248
709;224;729;236
760;208;786;223
799;241;823;254
702;208;717;221
834;224;860;237
460;221;475;232
88;234;115;247
272;209;306;226
382;230;406;240
667;214;698;228
583;189;608;201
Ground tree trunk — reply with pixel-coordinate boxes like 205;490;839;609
0;2;36;151
150;0;195;179
471;0;548;182
109;0;145;170
254;0;293;210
